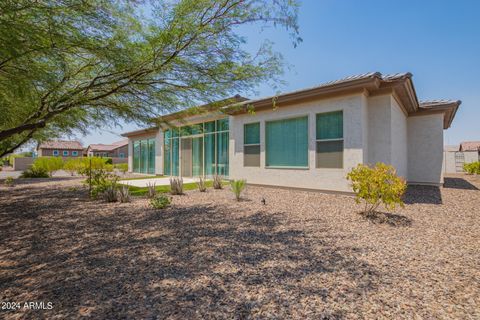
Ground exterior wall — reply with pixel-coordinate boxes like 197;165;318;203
443;151;458;173
229;93;367;192
128;140;133;172
390;97;408;178
464;151;479;164
407;114;444;185
366;95;391;165
12;157;34;171
38;148;83;157
113;145;128;158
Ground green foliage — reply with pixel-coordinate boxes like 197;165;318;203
115;163;128;174
77;157;109;176
213;174;223;189
347;163;407;215
104;164;114;172
230;179;246;201
197;177;207;192
63;158;83;176
103;183;118;203
33;157;63;177
170;177;184;195
4;176;14;187
0;0;300;157
88;170;118;199
150;194;171;209
20;166;49;178
463;161;480;174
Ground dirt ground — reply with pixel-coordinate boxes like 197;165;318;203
0;175;479;319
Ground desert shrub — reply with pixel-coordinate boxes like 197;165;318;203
77;157;109;176
118;185;131;203
347;163;406;215
33;157;63;177
105;157;113;164
115;163;128;175
147;182;157;198
170;177;183;195
463;161;480;174
150;194;171;209
4;176;14;187
104;184;118;202
20;166;49;178
63;158;83;176
197;177;207;192
230;179;246;201
88;170;119;199
104;164;114;173
213;174;223;189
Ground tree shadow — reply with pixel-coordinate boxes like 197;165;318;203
443;177;479;190
0;185;381;319
360;211;412;227
403;185;442;205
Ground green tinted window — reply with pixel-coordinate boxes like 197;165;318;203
204;121;216;133
316;111;343;140
266;116;308;167
244;122;260;145
216;118;229;131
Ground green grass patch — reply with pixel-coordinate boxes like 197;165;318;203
121;180;227;196
119;175;164;181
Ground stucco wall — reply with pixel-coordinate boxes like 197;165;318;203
229;93;367;192
407;114;444;185
366;95;391;165
39;148;83;157
390;97;408;178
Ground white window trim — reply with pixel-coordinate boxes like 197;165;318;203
63;150;69;156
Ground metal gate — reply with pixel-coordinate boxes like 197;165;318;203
455;152;465;172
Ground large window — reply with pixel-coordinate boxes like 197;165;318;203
316;111;343;168
244;122;260;167
266;116;308;167
164;118;229;177
132;138;156;174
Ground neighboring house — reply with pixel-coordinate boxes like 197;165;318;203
444;142;480;173
37;140;84;157
86;139;128;158
122;72;461;192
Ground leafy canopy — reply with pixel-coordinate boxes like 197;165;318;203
0;0;300;157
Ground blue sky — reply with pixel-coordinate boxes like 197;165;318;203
78;0;480;146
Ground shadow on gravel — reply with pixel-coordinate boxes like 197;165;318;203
443;177;479;190
404;185;442;205
0;185;379;319
360;211;412;227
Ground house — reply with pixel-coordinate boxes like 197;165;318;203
122;72;461;192
86;140;128;158
444;141;479;173
37;140;84;157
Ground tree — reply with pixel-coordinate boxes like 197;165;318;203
0;0;301;157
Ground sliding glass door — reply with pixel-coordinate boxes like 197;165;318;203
132;137;156;174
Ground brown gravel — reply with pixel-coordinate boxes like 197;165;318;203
0;175;479;319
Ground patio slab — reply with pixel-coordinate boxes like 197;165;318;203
119;176;196;187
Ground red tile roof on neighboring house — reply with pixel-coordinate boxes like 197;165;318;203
87;140;128;152
38;140;83;150
459;141;480;152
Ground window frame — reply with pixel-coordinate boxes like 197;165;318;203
53;150;59;156
265;115;309;169
63;150;69;156
243;122;260;167
315;110;344;169
72;151;78;157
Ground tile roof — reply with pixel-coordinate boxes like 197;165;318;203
459;141;480;152
38;140;83;150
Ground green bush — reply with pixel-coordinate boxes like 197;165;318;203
4;176;14;187
33;157;64;177
77;157;109;176
104;164;114;172
150;194;171;209
230;179;246;201
20;166;49;178
63;158;83;176
347;163;407;215
105;157;113;164
463;161;480;174
115;163;128;174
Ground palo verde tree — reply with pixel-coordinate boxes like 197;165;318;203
0;0;301;157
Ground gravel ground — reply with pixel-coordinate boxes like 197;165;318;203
0;175;479;319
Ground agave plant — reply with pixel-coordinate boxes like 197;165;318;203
146;182;156;198
170;177;183;195
197;176;207;192
118;185;131;203
213;174;223;189
230;179;246;201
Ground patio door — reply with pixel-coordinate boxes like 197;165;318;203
181;138;192;177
